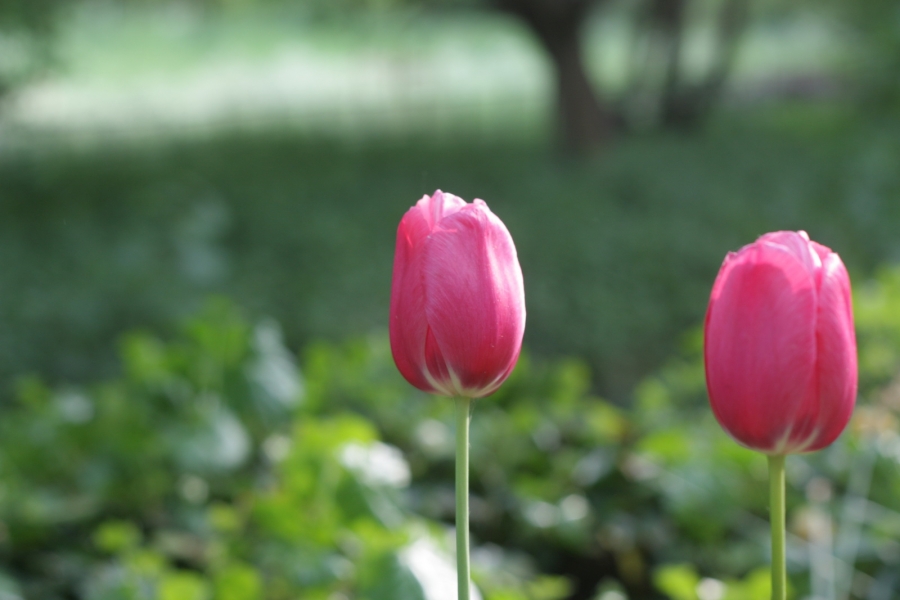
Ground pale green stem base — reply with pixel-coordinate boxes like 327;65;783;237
456;397;472;600
769;454;787;600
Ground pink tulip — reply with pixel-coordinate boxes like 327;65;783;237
704;231;857;454
390;190;526;398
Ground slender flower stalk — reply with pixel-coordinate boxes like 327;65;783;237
455;397;472;600
389;191;526;600
769;455;786;600
704;231;858;599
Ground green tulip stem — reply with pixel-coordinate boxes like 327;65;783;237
455;396;473;600
769;454;787;600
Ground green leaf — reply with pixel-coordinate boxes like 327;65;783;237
638;430;692;464
359;552;425;600
528;575;572;600
94;520;142;554
214;563;263;600
159;571;211;600
654;564;699;600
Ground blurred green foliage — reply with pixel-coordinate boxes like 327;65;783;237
4;262;900;599
0;0;58;93
0;0;58;32
0;298;573;599
817;0;900;114
3;1;900;596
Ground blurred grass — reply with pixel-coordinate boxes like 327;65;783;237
3;104;900;399
0;0;883;404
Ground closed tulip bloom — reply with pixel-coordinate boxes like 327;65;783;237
390;190;526;398
704;231;857;454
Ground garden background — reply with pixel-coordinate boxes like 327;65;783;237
2;0;900;599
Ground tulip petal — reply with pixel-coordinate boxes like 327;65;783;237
422;201;526;398
760;230;821;276
423;326;455;396
390;218;435;393
705;241;818;452
390;191;469;394
802;253;857;451
399;190;468;250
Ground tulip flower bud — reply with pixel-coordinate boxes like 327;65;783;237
390;190;526;398
704;231;857;454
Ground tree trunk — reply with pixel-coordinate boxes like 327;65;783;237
658;0;749;129
494;0;615;153
656;0;688;124
546;25;613;152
